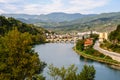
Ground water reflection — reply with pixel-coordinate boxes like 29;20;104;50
79;56;94;63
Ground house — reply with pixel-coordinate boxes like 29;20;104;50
84;38;93;48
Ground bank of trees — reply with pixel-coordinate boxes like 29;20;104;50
0;29;46;80
48;64;96;80
109;24;120;44
0;16;47;80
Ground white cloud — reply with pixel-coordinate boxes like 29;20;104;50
0;0;11;3
5;4;18;10
0;0;20;3
0;0;110;14
0;9;5;13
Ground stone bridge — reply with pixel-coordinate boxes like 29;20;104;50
46;38;78;43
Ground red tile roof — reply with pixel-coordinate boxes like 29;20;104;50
84;38;93;47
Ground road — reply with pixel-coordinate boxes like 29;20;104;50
93;41;120;62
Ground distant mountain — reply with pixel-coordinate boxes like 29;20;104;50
49;12;120;32
1;12;96;23
37;12;96;22
1;12;120;33
1;14;37;19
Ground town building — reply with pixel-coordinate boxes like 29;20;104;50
99;32;108;42
84;38;93;48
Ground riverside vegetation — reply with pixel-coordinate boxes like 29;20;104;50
75;34;120;67
0;16;96;80
48;64;95;80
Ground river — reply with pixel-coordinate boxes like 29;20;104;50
34;43;120;80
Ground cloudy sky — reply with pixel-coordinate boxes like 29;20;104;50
0;0;119;14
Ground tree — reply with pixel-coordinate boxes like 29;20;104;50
76;40;84;51
48;64;96;80
79;65;96;80
32;34;46;44
32;74;45;80
116;24;120;32
109;24;120;44
0;29;46;80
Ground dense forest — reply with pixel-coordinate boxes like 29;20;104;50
0;29;46;80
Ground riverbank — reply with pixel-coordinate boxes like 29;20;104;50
100;42;120;54
73;47;120;69
94;41;120;62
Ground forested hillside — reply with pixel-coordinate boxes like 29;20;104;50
0;16;50;44
109;24;120;44
52;12;120;32
0;16;48;35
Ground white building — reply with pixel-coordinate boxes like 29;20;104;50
99;32;108;42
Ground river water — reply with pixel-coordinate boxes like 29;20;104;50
34;43;120;80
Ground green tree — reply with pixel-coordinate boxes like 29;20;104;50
48;64;96;80
79;65;96;80
32;74;45;80
0;29;45;80
32;34;46;44
76;40;84;51
116;24;120;31
48;64;78;80
109;24;120;44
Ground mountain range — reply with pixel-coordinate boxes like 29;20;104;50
1;12;95;23
1;12;120;33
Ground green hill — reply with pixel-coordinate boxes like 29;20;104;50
0;16;49;44
0;16;48;35
2;12;95;23
109;25;120;43
52;12;120;33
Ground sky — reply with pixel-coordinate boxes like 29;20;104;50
0;0;120;15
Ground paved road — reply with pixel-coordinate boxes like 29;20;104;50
93;41;120;62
